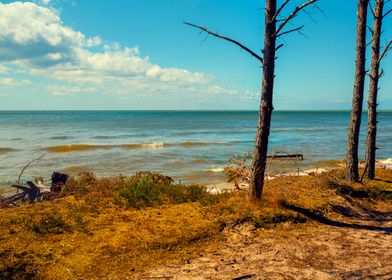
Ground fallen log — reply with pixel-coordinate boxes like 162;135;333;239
267;153;304;160
12;181;41;203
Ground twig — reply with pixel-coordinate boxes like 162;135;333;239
274;0;319;38
17;154;46;184
384;8;392;18
184;22;263;63
276;25;305;38
272;0;291;22
378;40;392;63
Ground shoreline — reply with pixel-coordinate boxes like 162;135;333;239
1;158;392;196
206;158;392;193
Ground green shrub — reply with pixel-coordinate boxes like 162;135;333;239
114;172;226;209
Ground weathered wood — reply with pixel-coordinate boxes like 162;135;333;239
346;0;368;182
12;181;41;203
365;0;384;180
249;0;277;201
185;0;319;201
51;172;69;193
267;153;304;160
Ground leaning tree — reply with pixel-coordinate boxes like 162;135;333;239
346;0;369;182
186;0;320;200
364;0;392;179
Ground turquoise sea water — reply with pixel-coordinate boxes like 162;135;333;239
0;111;391;191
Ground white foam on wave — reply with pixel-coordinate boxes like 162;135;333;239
140;142;165;149
206;167;225;172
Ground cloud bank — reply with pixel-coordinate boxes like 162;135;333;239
0;1;237;98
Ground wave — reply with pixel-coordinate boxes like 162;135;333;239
179;142;211;147
0;147;14;153
206;167;225;172
45;144;112;152
44;141;230;153
121;142;166;149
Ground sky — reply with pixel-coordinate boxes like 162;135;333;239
0;0;391;110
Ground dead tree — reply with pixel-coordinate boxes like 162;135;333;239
346;0;369;182
185;0;319;200
364;0;392;179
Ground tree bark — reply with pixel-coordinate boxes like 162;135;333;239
249;0;277;200
346;0;368;182
365;0;384;180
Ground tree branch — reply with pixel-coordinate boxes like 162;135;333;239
275;43;285;52
276;25;305;38
274;0;319;38
17;154;46;184
184;22;263;63
378;40;392;63
272;0;291;22
367;26;374;35
369;2;376;18
384;8;392;18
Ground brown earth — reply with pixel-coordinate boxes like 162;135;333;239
1;170;391;279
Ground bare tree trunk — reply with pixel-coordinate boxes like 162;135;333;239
346;0;368;182
185;0;320;201
249;0;277;200
365;0;384;180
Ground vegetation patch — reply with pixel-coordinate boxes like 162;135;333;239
0;169;391;279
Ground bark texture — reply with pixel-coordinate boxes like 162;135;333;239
365;0;384;180
249;0;277;200
346;0;368;182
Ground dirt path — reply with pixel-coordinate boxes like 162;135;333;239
136;214;392;279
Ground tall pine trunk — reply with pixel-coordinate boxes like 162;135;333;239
346;0;368;182
249;0;277;200
365;0;384;179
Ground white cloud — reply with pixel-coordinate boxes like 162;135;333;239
0;77;32;86
0;1;240;98
0;77;14;86
242;90;261;100
0;65;8;73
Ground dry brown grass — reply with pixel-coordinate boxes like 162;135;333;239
1;169;391;279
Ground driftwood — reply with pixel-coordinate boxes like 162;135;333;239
11;181;41;203
1;172;69;208
267;152;304;161
17;154;45;184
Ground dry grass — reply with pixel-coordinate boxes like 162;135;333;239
0;169;391;279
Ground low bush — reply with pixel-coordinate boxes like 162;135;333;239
114;172;227;208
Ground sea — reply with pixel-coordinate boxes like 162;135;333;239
0;111;391;193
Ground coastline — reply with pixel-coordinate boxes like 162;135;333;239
206;158;392;193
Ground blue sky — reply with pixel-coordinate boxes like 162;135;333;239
0;0;391;110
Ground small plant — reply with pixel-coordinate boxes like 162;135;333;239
29;213;71;234
224;153;252;188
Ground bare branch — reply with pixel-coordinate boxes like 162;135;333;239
272;0;291;22
276;25;305;38
366;38;375;47
384;8;392;18
17;154;46;184
275;43;284;52
378;40;392;63
274;0;318;38
184;22;263;63
369;2;376;18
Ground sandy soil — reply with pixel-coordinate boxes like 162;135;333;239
136;205;392;279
